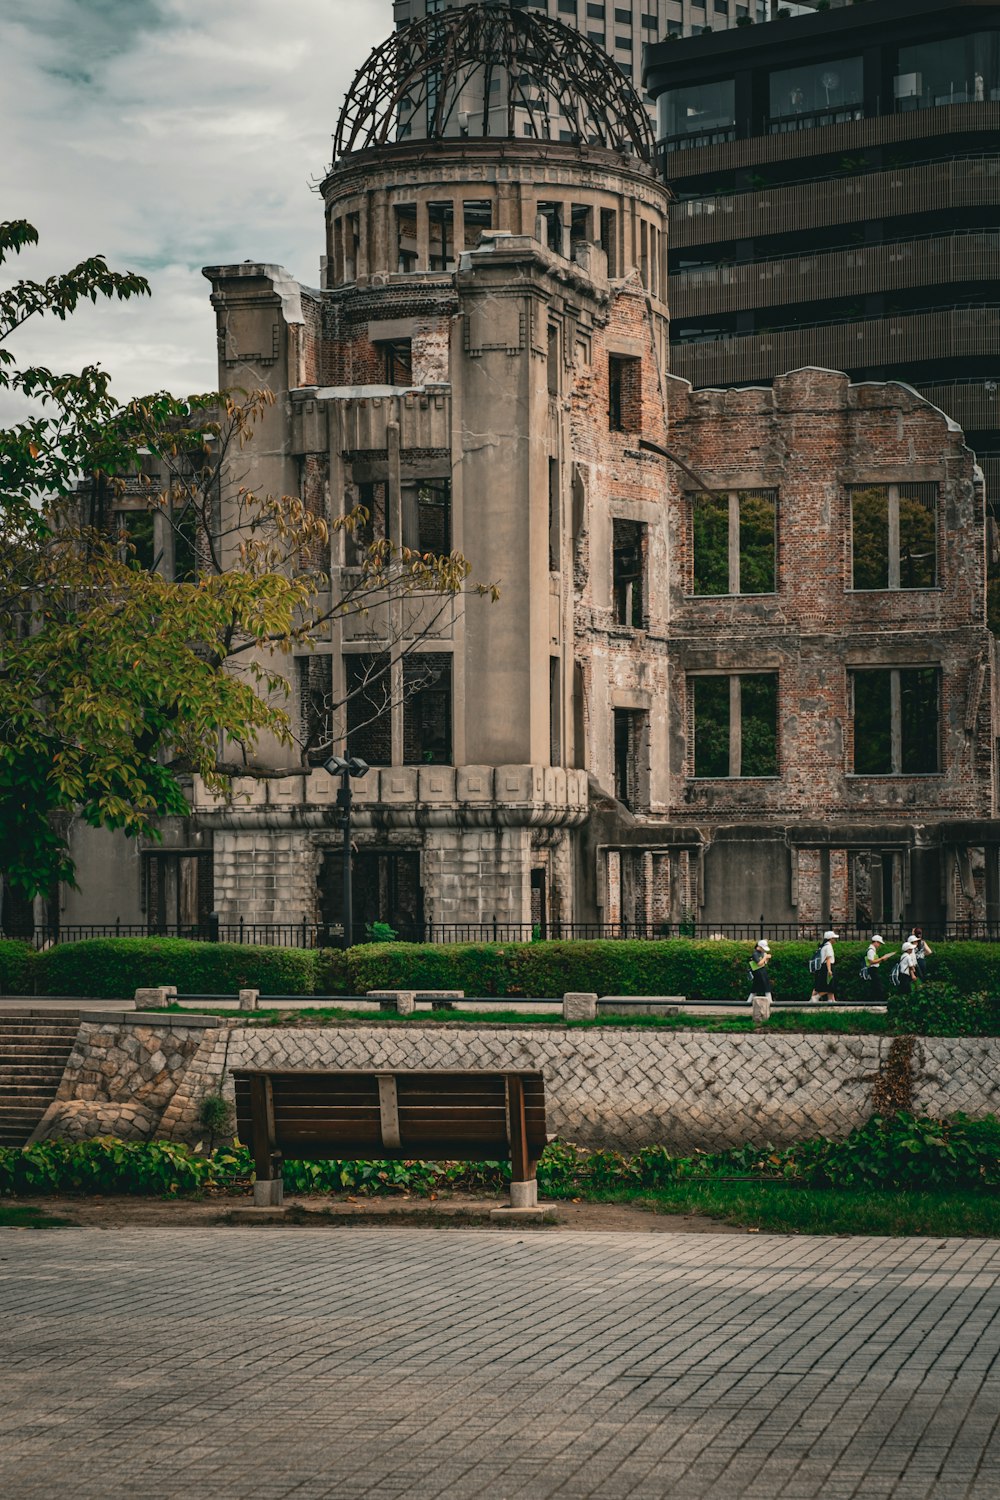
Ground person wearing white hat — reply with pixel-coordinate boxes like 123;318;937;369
809;930;839;1004
897;938;918;995
747;937;772;1020
861;933;896;1004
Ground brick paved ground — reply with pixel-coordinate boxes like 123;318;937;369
2;1228;1000;1499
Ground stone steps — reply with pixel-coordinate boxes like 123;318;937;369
0;1014;80;1148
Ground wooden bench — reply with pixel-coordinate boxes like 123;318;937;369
233;1069;547;1209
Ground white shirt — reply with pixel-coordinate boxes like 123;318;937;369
900;950;917;976
820;940;835;967
866;944;880;966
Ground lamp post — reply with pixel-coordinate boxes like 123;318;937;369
324;755;369;949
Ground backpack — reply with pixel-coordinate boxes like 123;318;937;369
891;962;902;988
859;964;871;981
808;946;824;975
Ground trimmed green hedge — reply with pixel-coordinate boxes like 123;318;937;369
34;938;323;999
344;938;1000;1005
0;939;34;995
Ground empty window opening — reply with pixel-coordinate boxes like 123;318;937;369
613;708;649;810
395;205;418;273
851;667;940;775
172;500;198;582
600;208;618;276
691;673;778;778
144;852;213;933
345;212;361;281
612;518;646;628
537;201;564;254
852;849;904;929
692;489;776;595
320;849;424;943
346;652;393;766
850;483;937;590
570;203;592;257
114;509;156;571
550;656;562;766
547;323;560;397
297;653;334;765
402;478;451;554
640;219;649;289
462;200;492;248
403;653;452;764
608;354;641;432
427;202;454;271
548;457;561;570
377;338;412;385
352;480;389;558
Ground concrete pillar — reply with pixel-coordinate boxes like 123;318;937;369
510;1179;538;1209
253;1178;283;1208
563;992;597;1021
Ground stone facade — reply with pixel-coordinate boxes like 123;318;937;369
29;1015;1000;1156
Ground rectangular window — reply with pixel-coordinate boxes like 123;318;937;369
614;6;631;21
403;653;453;764
172;500;197;582
402;478;451;554
658;79;736;146
297;654;334;765
114;509;156;571
547;323;560;397
377;338;412;385
462;199;492;248
395;204;417;272
346;653;393;766
550;656;562;767
691;674;778;778
691;489;776;596
896;31;1000;113
570;203;592;256
548;457;561;571
345;212;361;280
600;208;617;276
354;480;389;553
427;201;454;271
612;519;646;628
768;56;863;133
537;201;564;254
850;483;936;590
851;667;940;775
613;708;649;810
608;354;641;432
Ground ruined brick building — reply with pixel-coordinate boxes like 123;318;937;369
54;3;1000;939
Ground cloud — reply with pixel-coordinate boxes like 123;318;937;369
0;0;384;407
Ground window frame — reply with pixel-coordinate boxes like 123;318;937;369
688;671;780;780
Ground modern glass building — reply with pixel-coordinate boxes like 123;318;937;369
645;0;1000;553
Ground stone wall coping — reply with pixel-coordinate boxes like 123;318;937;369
85;1010;226;1029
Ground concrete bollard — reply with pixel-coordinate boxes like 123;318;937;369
368;990;416;1015
239;989;260;1012
134;986;176;1008
563;991;597;1021
253;1178;284;1208
751;994;773;1024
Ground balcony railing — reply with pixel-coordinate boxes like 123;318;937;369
669;229;1000;319
670;156;1000;249
669;307;1000;389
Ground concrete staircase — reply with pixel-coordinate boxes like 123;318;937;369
0;1012;80;1147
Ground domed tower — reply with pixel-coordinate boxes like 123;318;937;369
203;4;675;936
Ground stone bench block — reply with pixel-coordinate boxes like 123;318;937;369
133;986;177;1007
563;992;597;1021
368;990;416;1015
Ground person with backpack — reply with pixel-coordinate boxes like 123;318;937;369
860;933;896;1004
747;938;773;1020
909;926;933;981
896;939;918;995
809;929;838;1004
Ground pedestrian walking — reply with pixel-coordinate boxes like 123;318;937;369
809;929;839;1004
896;939;918;995
909;926;933;981
861;933;895;1004
748;938;773;1021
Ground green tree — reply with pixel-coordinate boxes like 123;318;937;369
0;222;493;901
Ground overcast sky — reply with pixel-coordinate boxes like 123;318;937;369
0;0;385;410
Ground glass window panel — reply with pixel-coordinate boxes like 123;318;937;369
896;31;1000;111
692;492;730;595
738;490;776;594
851;486;890;590
658;79;735;141
900;668;939;774
852;670;892;774
740;674;778;777
898;483;937;589
769;56;862;125
693;677;730;777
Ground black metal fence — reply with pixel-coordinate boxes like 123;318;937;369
14;916;1000;949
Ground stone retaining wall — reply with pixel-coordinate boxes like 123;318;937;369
28;1016;1000;1153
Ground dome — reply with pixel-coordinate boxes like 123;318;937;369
333;3;655;165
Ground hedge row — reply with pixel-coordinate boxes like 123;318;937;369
6;935;1000;1010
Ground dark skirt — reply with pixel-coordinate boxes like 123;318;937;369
751;966;771;996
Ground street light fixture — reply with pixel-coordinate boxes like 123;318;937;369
324;754;369;949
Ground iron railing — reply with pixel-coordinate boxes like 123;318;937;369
13;917;1000;949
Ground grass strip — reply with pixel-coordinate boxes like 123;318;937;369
575;1182;1000;1237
